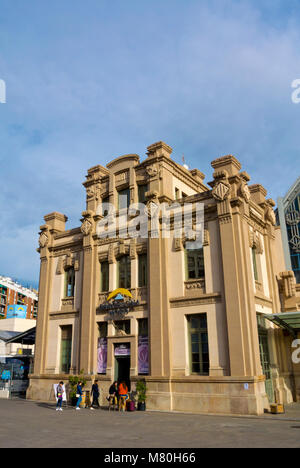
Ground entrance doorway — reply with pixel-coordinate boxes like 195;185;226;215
114;343;131;391
257;316;274;403
115;356;131;391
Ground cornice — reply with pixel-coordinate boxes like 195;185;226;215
170;293;222;308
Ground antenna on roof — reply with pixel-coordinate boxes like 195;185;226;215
182;154;189;171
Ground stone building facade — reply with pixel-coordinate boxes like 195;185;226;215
28;141;300;415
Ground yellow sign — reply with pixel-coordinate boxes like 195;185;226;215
107;288;133;302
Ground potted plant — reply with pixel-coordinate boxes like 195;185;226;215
68;370;87;406
136;379;147;411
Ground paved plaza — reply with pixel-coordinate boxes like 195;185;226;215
0;399;300;448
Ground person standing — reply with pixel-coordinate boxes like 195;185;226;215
76;381;83;410
108;381;119;407
118;381;129;411
56;381;64;412
90;380;100;410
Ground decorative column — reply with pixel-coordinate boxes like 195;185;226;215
79;211;96;374
210;156;262;377
34;212;68;375
145;142;173;378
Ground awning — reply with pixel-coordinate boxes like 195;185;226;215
5;327;36;345
264;312;300;337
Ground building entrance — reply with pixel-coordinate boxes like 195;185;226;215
114;343;131;391
257;316;274;403
115;356;131;391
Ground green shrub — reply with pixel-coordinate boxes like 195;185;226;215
136;379;147;403
68;370;87;399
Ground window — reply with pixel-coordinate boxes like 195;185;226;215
60;325;72;374
252;247;258;282
138;254;147;287
186;248;205;280
138;318;148;337
98;322;108;338
65;267;75;298
138;184;148;205
118;188;130;211
117;256;131;289
100;261;109;292
114;320;130;335
175;188;180;200
187;314;209;375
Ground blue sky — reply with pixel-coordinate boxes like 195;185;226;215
0;0;300;287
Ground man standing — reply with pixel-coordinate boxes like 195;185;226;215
90;380;100;410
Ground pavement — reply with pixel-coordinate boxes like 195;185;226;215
1;399;300;448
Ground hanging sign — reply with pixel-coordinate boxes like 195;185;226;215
115;344;131;357
99;288;139;318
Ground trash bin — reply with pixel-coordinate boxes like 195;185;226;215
81;390;91;408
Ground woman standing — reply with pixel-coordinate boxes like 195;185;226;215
76;381;83;411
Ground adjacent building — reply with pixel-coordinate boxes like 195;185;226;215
28;141;300;415
0;276;38;320
277;177;300;283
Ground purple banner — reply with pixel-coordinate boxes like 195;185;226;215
97;337;107;374
138;336;149;374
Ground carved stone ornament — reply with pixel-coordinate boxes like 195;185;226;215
212;181;231;201
86;187;95;199
86;184;101;201
108;244;116;264
146;165;158;179
240;181;251;202
249;230;263;254
278;271;296;298
145;191;160;219
265;206;276;226
39;232;49;248
81;219;93;236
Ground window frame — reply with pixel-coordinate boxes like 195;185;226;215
187;314;209;376
64;267;75;298
117;255;131;289
185;248;205;280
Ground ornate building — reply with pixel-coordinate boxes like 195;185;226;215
277;177;300;283
28;141;300;415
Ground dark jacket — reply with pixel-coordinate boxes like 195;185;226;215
77;384;83;396
109;384;118;396
92;384;99;397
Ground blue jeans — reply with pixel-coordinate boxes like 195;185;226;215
56;398;62;409
76;395;82;408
